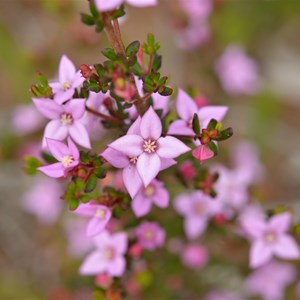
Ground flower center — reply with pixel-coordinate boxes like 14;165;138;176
143;139;158;154
95;208;106;219
129;156;138;165
264;231;277;244
61;155;74;167
103;247;115;260
144;185;155;197
144;229;154;241
194;202;205;215
60;113;73;125
62;81;71;91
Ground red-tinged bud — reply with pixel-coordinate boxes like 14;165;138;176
213;213;226;225
77;167;88;179
128;243;143;258
95;273;112;289
80;64;94;79
195;95;209;108
192;145;214;163
179;161;197;181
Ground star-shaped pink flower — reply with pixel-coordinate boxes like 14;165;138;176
74;202;112;237
32;98;91;149
38;137;80;178
49;55;85;105
108;106;190;187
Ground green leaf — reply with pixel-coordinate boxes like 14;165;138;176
131;62;142;76
214;127;234;141
94;167;106;179
207;118;218;131
152;54;162;71
81;13;95;26
89;0;99;18
80;195;90;203
80;151;90;164
192;113;201;135
69;198;79;210
94;64;106;77
85;174;98;193
101;48;116;60
158;86;173;96
126;41;140;56
208;141;218;156
23;156;43;175
41;152;57;164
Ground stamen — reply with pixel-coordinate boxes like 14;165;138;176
62;81;71;91
143;139;158;154
96;208;106;219
144;185;155;197
60;113;73;125
61;155;74;167
129;156;138;164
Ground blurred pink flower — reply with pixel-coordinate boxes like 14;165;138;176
80;231;128;277
242;212;300;268
73;203;112;237
215;45;260;96
22;176;63;224
38;138;79;178
204;290;242;300
178;160;197;181
135;221;165;250
181;244;208;269
131;179;169;217
108;106;190;187
95;0;157;11
245;260;297;300
49;55;85;105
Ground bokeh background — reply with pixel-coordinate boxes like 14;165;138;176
1;0;300;299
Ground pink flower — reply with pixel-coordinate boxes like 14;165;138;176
174;191;218;239
135;221;165;250
32;98;91;149
204;290;242;300
102;117;176;198
245;260;297;300
38;137;80;178
80;231;128;277
215;45;260;96
168;89;228;137
108;106;190;187
74;203;112;237
95;0;157;12
242;212;300;268
132;179;169;217
178;160;197;181
22;176;63;224
181;244;208;269
49;55;85;105
192;144;215;163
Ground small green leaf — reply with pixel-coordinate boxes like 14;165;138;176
94;167;106;179
24;156;43;175
41;152;57;164
214;127;234;141
152;54;162;71
81;13;95;26
126;41;140;56
69;198;79;210
89;0;99;18
80;151;90;164
85;175;98;193
80;195;90;203
101;48;116;60
208;141;218;156
192;113;201;135
207;118;218;131
158;86;173;96
131;62;142;76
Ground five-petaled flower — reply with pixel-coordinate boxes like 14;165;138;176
74;202;112;237
38;137;80;178
32;98;91;149
49;55;85;105
80;231;128;277
108;106;190;187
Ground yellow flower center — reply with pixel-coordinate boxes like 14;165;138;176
62;81;71;91
144;185;155;197
60;113;73;125
96;208;106;219
143;139;158;154
129;156;138;165
61;155;74;167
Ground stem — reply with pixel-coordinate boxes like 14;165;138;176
113;18;126;55
148;54;153;74
85;105;123;125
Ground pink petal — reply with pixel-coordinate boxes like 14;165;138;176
140;106;162;140
126;0;157;7
46;138;69;161
73;203;98;217
176;89;197;121
152;188;169;208
38;162;65;178
192;145;214;163
93;231;111;248
72;71;85;88
101;148;129;168
107;256;126;277
152;93;169;117
59;55;76;83
53;89;75;105
274;235;300;259
108;134;143;157
67;137;80;160
127;116;142;135
174;194;191;216
197;106;228;129
167;119;194;136
94;0;124;11
79;251;107;275
32;98;63;119
136;153;161;186
64;99;86;119
269;212;291;234
160;158;177;170
123;164;143;198
112;232;128;254
157;136;190;158
69;121;91;149
49;82;62;94
132;192;152;217
184;217;207;239
241;219;266;240
250;240;273;268
42;120;68;148
86;216;109;237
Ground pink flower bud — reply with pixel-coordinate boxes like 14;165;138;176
192;145;214;163
128;243;143;258
95;273;112;289
181;244;208;269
